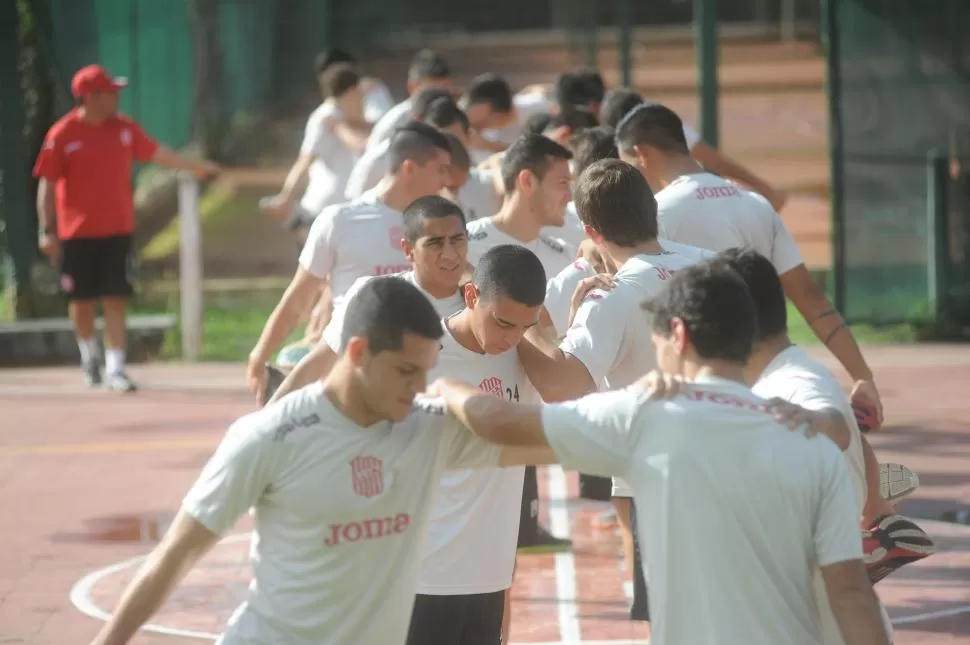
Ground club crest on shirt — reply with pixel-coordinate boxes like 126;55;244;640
350;455;384;498
479;376;504;398
120;128;132;146
388;226;406;250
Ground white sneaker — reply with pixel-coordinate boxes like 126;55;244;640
879;463;919;501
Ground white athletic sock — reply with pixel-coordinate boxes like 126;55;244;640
105;348;126;376
78;338;98;365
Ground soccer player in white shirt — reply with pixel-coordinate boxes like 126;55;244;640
346;90;468;200
721;248;935;592
366;49;452;152
600;88;787;211
261;64;371;227
90;277;557;645
615;102;886;428
246;122;452;399
313;49;394;124
430;261;892;645
466;134;575;280
269;196;470;401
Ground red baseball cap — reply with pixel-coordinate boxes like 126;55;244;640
71;64;128;98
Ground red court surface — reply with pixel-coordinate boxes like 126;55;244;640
1;348;969;644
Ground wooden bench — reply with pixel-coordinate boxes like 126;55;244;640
0;314;177;367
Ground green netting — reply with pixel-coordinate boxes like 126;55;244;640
830;0;970;323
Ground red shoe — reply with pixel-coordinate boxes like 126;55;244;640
863;515;936;584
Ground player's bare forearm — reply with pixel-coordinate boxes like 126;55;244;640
517;332;596;402
269;343;337;404
250;269;322;366
780;266;874;382
36;179;56;231
813;407;852;451
91;509;219;645
279;154;315;202
433;378;548;448
822;561;891;645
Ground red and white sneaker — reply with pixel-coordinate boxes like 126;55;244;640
879;462;919;501
863;515;936;584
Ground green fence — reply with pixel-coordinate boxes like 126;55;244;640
825;0;970;324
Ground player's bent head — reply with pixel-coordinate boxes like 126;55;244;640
441;132;471;194
388;122;452;193
411;88;454;120
340;277;444;418
523;113;554;137
571;126;619;175
600;88;643;129
423;97;470;138
615;103;690;163
462;73;514;130
573;159;658;247
715;247;787;342
408;49;452;88
466;245;546;354
644;262;756;370
543;106;600;147
319;63;361;99
500;134;573;196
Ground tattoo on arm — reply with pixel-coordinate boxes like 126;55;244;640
814;308;841;321
824;323;849;345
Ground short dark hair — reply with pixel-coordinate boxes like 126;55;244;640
644;261;756;364
600;88;643;129
544;106;599;136
522;113;554;137
615;103;690;156
402;195;466;244
553;69;605;110
319;63;360;99
571;126;618;175
573;159;657;247
411;88;453;119
464;73;513;113
340;276;444;353
441;132;471;171
424;97;470;134
314;48;355;75
500;134;573;194
472;244;547;307
715;248;787;342
388;121;452;173
408;49;451;84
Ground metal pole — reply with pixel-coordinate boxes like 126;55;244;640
821;0;846;314
585;0;598;68
694;0;719;147
781;0;796;42
177;173;203;361
926;149;949;322
617;0;633;86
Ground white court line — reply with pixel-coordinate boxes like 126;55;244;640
547;465;582;643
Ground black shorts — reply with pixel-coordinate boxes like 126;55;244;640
406;590;506;645
59;235;135;300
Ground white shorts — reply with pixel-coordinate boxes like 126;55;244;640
612;476;634;498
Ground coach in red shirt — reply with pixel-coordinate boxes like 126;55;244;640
33;64;219;392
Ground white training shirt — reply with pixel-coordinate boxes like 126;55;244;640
560;252;697;391
417;319;534;594
363;81;395;124
752;345;892;645
298;191;412;309
345;138;390;200
541;377;864;645
466;217;575;281
299;102;360;215
543;241;714;341
183;384;502;645
322;271;464;353
456;167;502;222
655;173;803;276
367;99;413;151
